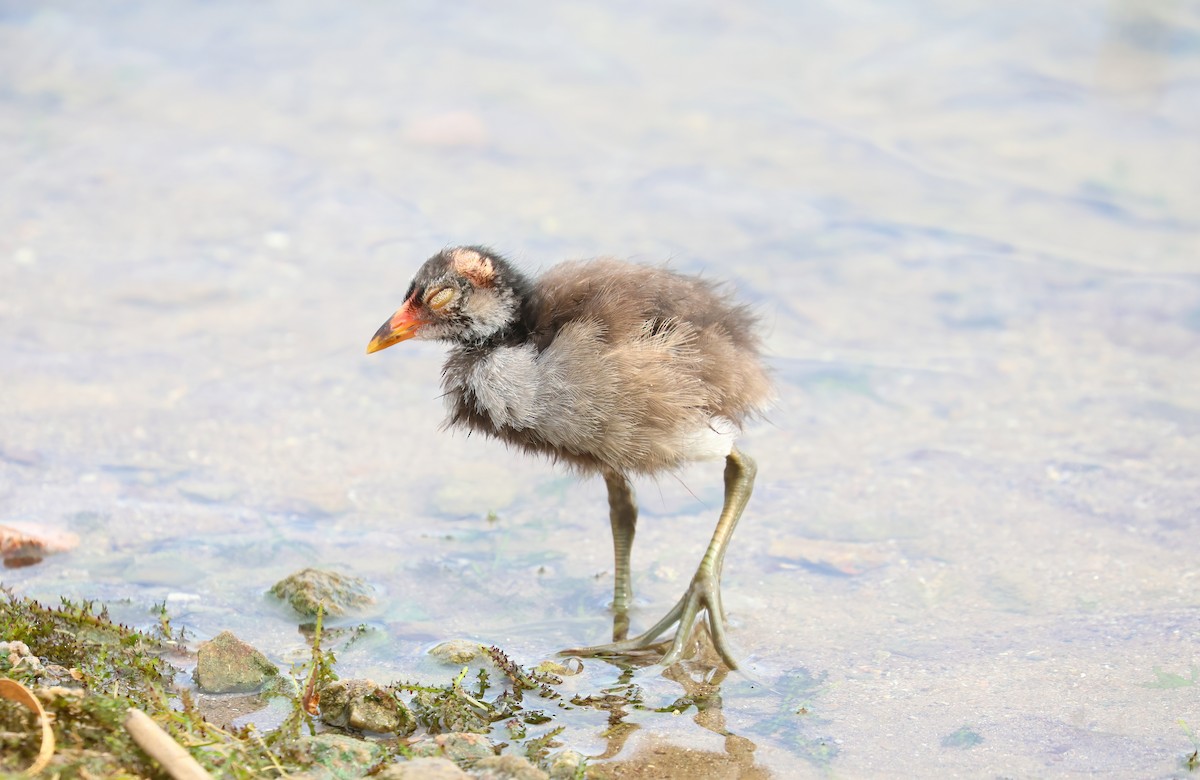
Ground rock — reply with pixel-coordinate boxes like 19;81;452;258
0;523;79;567
1;639;43;674
429;639;486;665
546;750;586;779
472;755;549;780
286;733;384;779
319;679;416;735
376;757;469;779
408;732;496;763
534;659;581;677
193;631;278;693
270;568;375;617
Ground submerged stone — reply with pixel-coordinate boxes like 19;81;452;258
408;731;496;763
193;630;278;693
375;757;469;779
319;678;416;735
546;750;586;779
534;659;582;677
286;733;384;778
428;639;486;665
472;754;549;780
270;567;375;617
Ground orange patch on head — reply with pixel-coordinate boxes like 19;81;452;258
450;248;495;288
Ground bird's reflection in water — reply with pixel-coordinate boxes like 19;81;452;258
583;627;769;779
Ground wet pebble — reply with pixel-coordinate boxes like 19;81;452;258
285;733;384;778
429;639;486;665
375;757;469;779
193;630;279;693
546;750;586;779
408;732;496;763
0;639;43;673
319;678;416;735
471;755;549;780
534;659;582;678
270;567;376;617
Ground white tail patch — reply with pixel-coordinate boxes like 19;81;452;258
675;416;738;461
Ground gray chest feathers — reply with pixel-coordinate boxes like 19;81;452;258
440;318;749;475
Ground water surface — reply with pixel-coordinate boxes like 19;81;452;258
2;1;1198;776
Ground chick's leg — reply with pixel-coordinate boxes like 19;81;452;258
604;471;638;641
567;448;756;669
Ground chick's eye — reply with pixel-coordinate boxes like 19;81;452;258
426;287;455;310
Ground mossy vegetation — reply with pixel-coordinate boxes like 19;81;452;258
0;588;592;778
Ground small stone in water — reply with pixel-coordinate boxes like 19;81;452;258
193;631;278;694
319;679;415;735
375;757;469;779
429;639;486;665
269;567;375;617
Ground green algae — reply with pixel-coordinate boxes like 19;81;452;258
0;589;595;778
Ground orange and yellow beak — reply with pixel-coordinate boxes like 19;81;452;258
366;301;425;354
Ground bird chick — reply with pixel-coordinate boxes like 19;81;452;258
368;246;772;668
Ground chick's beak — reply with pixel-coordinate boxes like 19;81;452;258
366;301;425;354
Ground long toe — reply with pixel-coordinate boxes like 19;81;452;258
564;571;738;669
562;593;687;661
657;572;739;669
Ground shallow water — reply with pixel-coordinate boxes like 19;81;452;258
2;0;1199;776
